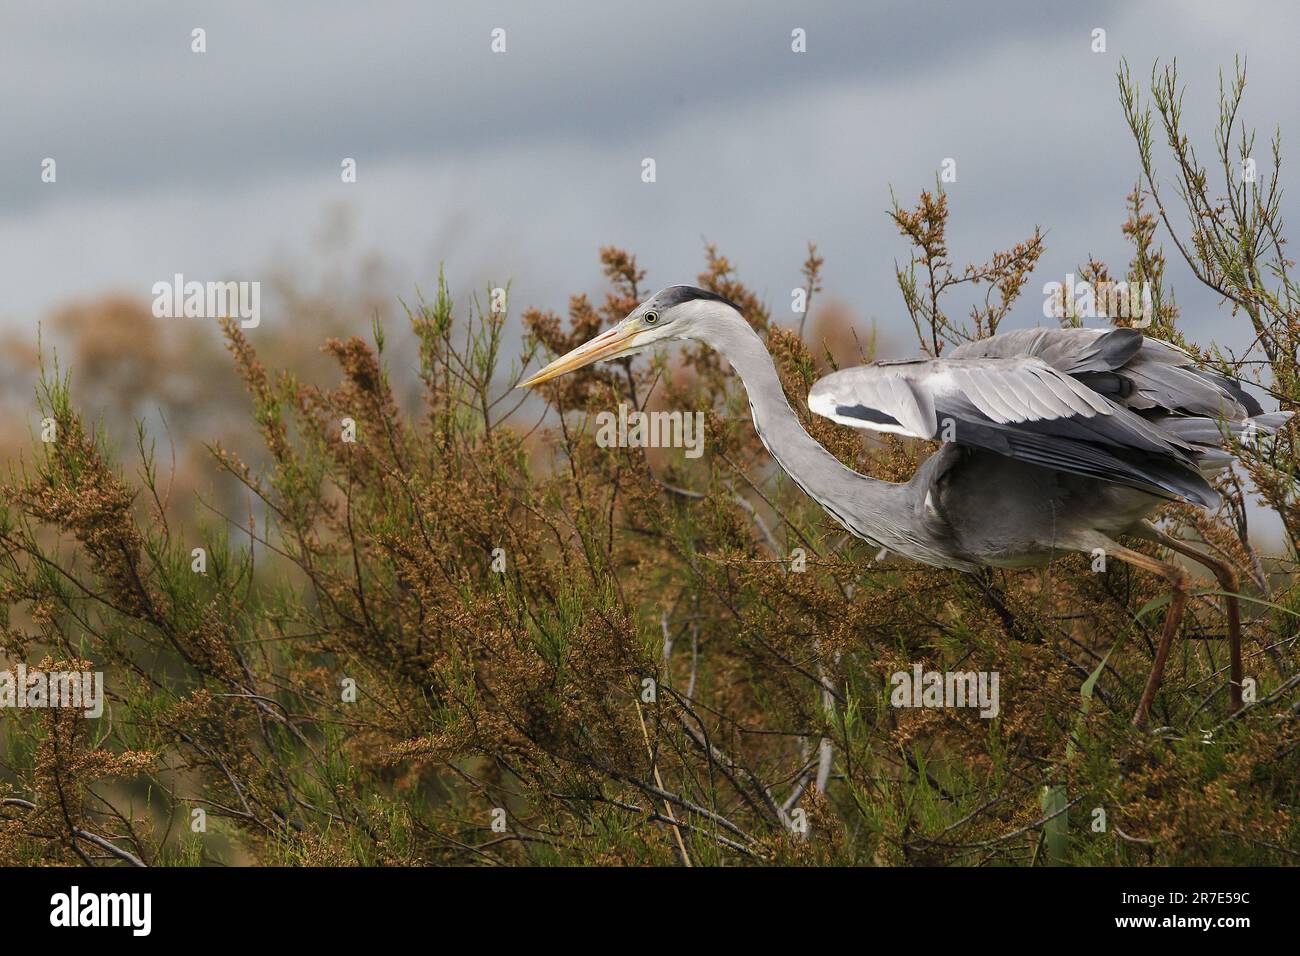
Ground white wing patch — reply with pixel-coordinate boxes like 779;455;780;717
806;389;926;437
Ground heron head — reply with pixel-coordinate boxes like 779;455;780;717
518;285;740;388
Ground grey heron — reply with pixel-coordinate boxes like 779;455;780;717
519;285;1293;727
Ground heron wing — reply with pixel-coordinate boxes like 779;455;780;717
949;326;1263;418
807;354;1219;506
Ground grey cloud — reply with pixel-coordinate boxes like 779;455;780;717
1;0;1119;208
2;0;1298;366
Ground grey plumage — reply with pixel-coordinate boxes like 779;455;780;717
948;326;1264;417
810;357;1208;506
810;326;1290;514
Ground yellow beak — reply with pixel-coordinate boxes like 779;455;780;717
517;323;646;388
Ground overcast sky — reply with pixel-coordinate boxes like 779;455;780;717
3;1;1298;358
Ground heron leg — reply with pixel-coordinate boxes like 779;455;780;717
1135;522;1244;716
1104;541;1191;727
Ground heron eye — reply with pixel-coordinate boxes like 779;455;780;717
644;310;659;325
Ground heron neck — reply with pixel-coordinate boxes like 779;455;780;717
699;319;905;522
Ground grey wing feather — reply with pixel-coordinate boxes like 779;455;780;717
812;327;1288;507
950;326;1144;374
1117;341;1262;417
808;354;1219;506
951;326;1262;418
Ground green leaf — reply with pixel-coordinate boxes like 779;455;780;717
1041;785;1069;865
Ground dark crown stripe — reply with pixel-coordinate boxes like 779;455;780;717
658;285;741;311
